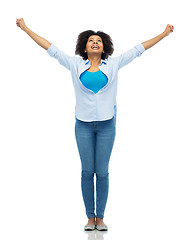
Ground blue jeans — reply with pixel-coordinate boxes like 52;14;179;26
75;116;116;219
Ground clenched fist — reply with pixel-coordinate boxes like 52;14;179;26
163;24;174;37
16;18;27;31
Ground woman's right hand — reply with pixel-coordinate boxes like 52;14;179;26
16;18;51;50
16;18;27;31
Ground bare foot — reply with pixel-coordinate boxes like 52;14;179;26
96;217;106;226
86;217;95;226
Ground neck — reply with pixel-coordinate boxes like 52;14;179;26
87;54;101;66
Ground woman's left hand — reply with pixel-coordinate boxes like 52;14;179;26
163;24;174;37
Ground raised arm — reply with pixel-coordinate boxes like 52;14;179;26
16;18;51;50
142;24;174;50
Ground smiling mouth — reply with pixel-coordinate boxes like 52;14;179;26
91;45;100;50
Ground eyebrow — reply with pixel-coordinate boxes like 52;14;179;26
89;37;102;40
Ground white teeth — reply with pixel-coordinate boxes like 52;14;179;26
92;46;99;49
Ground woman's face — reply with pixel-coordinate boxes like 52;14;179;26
85;35;104;56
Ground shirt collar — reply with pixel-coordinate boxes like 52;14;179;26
84;59;107;65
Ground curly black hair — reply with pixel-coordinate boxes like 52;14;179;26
75;30;114;60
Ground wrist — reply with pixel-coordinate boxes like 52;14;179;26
161;31;167;38
23;25;29;32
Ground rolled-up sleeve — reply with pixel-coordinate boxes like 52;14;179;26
47;43;73;70
118;43;145;70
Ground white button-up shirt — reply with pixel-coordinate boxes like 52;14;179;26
47;43;145;122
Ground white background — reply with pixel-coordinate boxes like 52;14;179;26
1;0;189;239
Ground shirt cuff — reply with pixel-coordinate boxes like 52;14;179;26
47;43;56;57
134;43;145;55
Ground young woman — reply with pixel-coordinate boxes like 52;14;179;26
16;18;174;231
